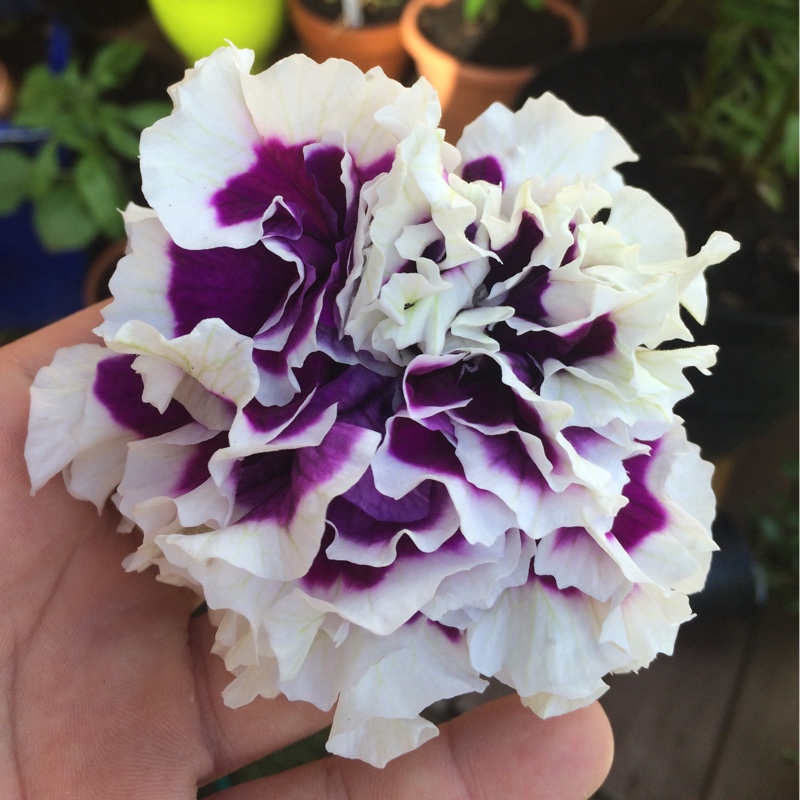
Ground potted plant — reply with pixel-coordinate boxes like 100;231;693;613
147;0;287;70
400;0;587;141
0;39;170;330
289;0;411;79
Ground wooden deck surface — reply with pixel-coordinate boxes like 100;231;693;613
595;606;798;800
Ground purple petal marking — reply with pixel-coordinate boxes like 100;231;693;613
388;416;462;478
303;526;388;590
561;427;598;452
304;521;465;592
94;354;191;437
562;221;579;265
327;489;428;547
174;431;229;495
447;362;513;429
474;430;549;490
503;263;549;321
405;360;470;417
212;139;339;238
421;237;446;263
168;240;298;338
501;352;544;391
487;213;545;290
405;355;559;467
446;357;558;460
462;155;504;185
342;465;420;528
551;526;585;550
529;569;582;597
237;422;368;525
357;151;394;186
320;236;356;329
313;365;397;433
304;143;349;237
235;449;296;525
212;143;393;243
245;354;394;437
496;314;616;368
558;315;617;365
430;619;463;642
242;353;341;433
608;443;667;551
335;469;441;532
259;202;303;241
414;615;462;642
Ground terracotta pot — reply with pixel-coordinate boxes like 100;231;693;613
0;61;14;119
289;0;410;80
84;238;128;305
400;0;587;142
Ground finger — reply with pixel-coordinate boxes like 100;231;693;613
1;303;106;383
217;696;613;800
0;306;108;568
1;304;105;463
190;610;333;783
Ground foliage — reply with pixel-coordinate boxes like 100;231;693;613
463;0;545;25
0;41;170;252
672;0;798;210
748;459;799;613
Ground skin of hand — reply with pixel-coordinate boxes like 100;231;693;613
0;305;613;799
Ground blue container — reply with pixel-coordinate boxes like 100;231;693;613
0;19;87;332
0;200;87;331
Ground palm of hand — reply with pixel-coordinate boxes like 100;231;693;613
0;308;612;800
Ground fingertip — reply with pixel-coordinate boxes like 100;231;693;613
562;700;615;797
1;303;107;381
447;695;614;800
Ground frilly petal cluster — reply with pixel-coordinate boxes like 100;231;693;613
25;46;739;767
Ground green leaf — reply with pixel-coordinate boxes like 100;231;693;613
13;65;61;129
463;0;489;23
781;114;799;176
122;101;171;132
89;41;145;92
99;106;141;160
0;148;32;214
29;139;61;200
33;183;99;252
52;110;98;153
74;151;127;237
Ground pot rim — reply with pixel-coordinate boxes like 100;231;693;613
400;0;588;76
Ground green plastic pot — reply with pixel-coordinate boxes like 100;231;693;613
148;0;286;69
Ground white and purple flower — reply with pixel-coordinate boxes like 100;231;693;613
26;46;738;767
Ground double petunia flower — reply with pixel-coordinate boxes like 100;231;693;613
26;46;738;767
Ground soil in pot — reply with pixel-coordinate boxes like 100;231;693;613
402;0;586;142
418;0;572;67
301;0;407;25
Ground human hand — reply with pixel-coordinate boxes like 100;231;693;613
0;306;613;799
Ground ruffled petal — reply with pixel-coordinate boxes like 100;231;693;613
140;45;262;248
457;93;638;202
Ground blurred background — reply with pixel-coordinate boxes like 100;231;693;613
0;1;796;797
